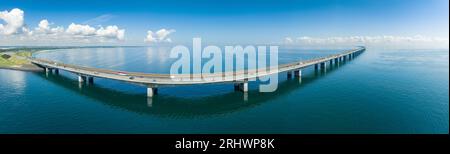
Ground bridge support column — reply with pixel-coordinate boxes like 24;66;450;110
147;85;158;97
234;83;240;91
78;75;86;83
287;71;293;79
314;64;318;70
294;69;302;83
44;67;49;77
235;82;248;92
241;82;248;92
294;69;301;77
54;69;59;74
320;62;326;69
88;77;94;84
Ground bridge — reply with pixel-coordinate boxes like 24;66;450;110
29;47;365;97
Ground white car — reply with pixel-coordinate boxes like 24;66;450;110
116;71;128;76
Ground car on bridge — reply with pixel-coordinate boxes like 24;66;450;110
116;71;128;76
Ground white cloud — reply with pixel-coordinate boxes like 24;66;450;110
284;35;449;49
63;23;125;41
0;8;127;45
96;25;125;40
35;19;64;34
284;37;293;44
66;23;97;36
0;8;25;35
21;27;33;36
145;28;175;43
1;13;126;45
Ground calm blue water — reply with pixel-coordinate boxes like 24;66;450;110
0;47;448;134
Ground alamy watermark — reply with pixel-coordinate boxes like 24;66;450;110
169;38;279;92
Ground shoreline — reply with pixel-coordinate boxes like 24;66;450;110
1;50;43;72
0;64;43;72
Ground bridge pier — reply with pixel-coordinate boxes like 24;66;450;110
235;81;248;92
241;82;248;92
234;83;240;91
294;69;301;77
147;85;158;97
287;71;293;79
294;69;302;83
88;76;94;84
54;69;59;75
314;64;319;71
78;75;86;83
320;62;326;69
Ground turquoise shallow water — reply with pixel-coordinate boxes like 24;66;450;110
0;47;448;134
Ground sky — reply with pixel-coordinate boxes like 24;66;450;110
0;0;449;48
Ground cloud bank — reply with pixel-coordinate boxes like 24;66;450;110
0;8;125;45
284;36;449;49
145;29;175;43
0;8;25;35
35;19;64;34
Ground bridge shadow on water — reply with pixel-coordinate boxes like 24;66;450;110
34;58;355;119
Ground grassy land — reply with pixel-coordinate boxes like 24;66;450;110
0;51;32;67
16;51;32;57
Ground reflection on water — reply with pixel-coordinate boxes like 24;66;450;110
0;70;26;94
34;57;351;119
2;48;447;133
372;50;449;71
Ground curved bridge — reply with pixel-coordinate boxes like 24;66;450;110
29;47;365;97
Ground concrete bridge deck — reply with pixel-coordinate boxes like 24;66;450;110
29;47;365;97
